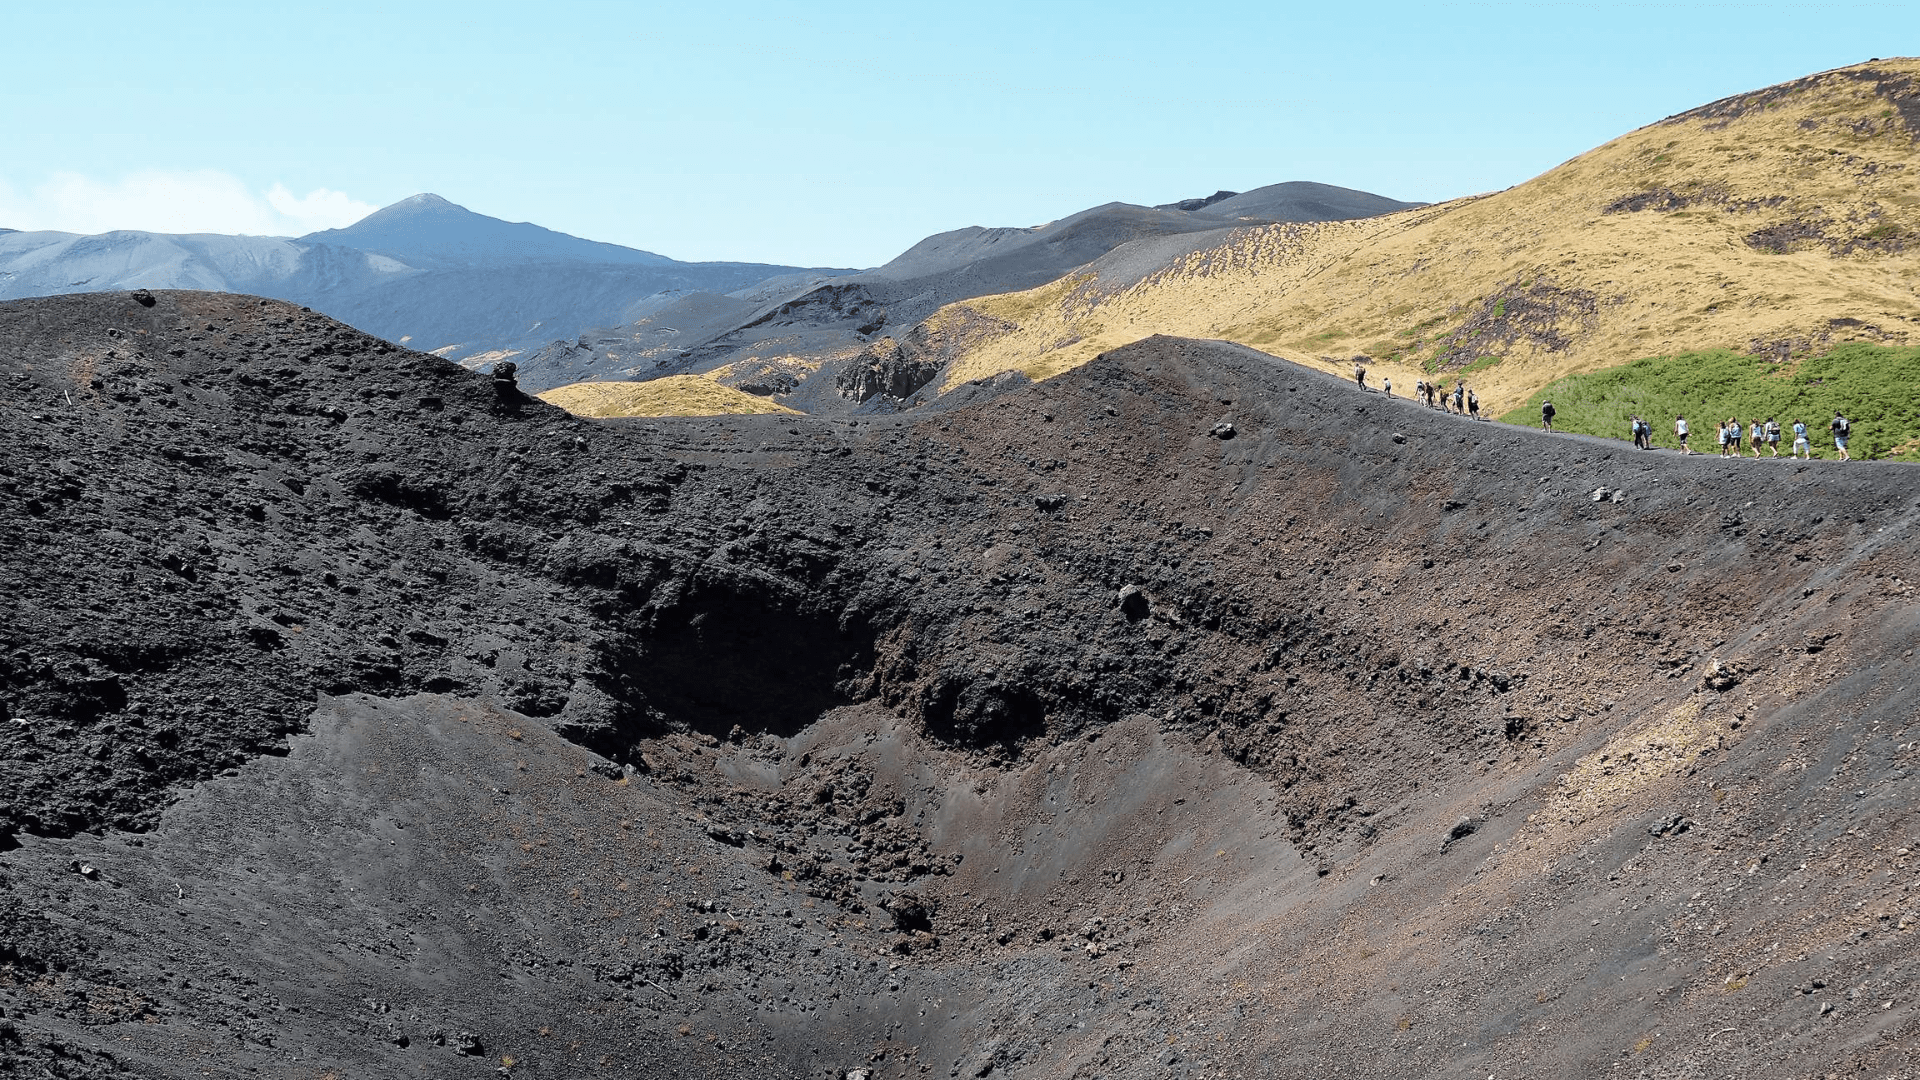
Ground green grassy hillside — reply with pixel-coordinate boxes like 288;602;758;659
1497;343;1920;460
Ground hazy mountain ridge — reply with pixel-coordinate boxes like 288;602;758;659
0;194;842;365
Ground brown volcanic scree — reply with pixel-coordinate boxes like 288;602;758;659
2;291;1918;1078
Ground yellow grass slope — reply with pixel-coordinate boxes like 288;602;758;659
537;375;800;418
936;59;1920;413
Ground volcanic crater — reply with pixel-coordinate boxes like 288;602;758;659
2;291;1917;1078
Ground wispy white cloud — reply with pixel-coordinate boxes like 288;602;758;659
0;170;376;236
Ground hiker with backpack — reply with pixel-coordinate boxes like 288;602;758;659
1382;376;1392;398
1831;413;1851;460
1453;381;1465;413
1467;389;1480;420
1748;418;1765;458
1540;399;1556;432
1792;418;1810;458
1726;416;1742;456
1765;417;1781;457
1353;359;1368;391
1629;414;1647;449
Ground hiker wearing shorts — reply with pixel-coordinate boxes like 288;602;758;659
1716;421;1729;456
1383;376;1392;398
1765;417;1781;457
1749;418;1764;458
1675;414;1691;453
1831;413;1851;460
1540;399;1556;432
1467;389;1480;419
1454;381;1465;412
1792;419;1810;458
1726;417;1742;456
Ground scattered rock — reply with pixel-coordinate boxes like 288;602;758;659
1118;584;1149;622
1440;816;1482;851
1701;659;1744;692
1648;814;1693;837
887;891;935;933
131;289;156;307
1209;421;1236;440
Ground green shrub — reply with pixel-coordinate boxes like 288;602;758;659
1498;343;1920;460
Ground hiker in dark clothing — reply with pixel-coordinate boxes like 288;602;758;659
1467;389;1480;420
1353;359;1368;390
1831;413;1851;460
1540;399;1556;432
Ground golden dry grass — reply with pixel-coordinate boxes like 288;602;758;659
934;59;1920;413
537;375;801;418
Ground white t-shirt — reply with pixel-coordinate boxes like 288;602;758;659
1676;419;1689;436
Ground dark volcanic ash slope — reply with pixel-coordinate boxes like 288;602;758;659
3;292;1919;1078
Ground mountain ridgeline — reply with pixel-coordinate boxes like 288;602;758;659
518;181;1424;413
0;193;847;369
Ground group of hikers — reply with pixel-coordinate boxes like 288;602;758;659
1642;412;1853;460
1348;358;1859;460
1352;360;1484;419
1349;358;1858;460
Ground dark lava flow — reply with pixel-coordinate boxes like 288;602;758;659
2;291;1918;1078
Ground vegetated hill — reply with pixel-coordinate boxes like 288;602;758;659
519;182;1421;401
911;59;1920;426
0;194;840;367
4;291;1918;1078
1502;343;1920;460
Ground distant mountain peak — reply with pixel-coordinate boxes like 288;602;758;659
300;195;673;268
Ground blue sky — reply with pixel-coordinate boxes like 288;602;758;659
2;1;1913;266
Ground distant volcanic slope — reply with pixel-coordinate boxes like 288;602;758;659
0;194;844;370
909;58;1920;415
2;291;1917;1079
518;181;1422;408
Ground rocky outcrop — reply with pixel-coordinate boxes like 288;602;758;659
834;336;943;403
